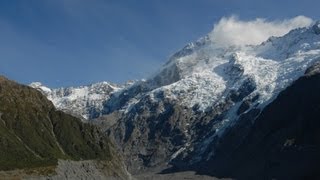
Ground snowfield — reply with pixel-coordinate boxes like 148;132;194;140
30;22;320;123
146;22;320;113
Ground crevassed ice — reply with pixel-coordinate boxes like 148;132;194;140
148;26;320;111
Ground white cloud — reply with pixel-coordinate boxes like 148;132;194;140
209;15;313;47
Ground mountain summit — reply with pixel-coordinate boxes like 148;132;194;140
31;21;320;179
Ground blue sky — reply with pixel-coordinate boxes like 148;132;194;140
0;0;320;87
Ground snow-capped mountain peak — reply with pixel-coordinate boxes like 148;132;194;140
105;22;320;170
29;20;320;174
31;21;320;121
142;22;320;113
29;82;52;94
30;82;123;119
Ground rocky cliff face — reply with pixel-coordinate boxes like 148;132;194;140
32;22;320;178
101;22;320;174
190;61;320;179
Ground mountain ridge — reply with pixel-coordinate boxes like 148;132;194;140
29;21;320;178
29;81;125;119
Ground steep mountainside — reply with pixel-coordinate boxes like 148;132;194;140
0;76;129;179
100;22;320;173
34;21;320;178
192;61;320;179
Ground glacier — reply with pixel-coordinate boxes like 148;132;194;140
30;81;123;119
29;20;320;173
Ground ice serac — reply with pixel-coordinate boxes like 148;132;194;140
102;22;320;173
30;82;122;120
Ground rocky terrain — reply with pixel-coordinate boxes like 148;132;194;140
100;22;320;175
134;171;228;180
188;61;320;179
27;21;320;179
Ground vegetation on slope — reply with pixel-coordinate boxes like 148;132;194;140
0;76;113;170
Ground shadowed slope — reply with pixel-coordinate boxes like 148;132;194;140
0;76;113;170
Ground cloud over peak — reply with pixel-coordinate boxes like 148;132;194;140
209;15;313;47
